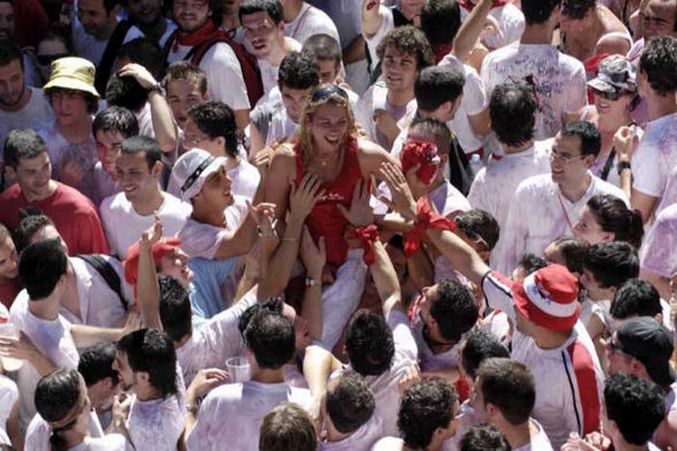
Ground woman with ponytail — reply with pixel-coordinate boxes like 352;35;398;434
25;368;127;451
573;194;644;248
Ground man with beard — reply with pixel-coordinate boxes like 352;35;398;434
125;0;177;47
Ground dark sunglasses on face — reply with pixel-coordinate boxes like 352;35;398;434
592;88;622;101
36;53;69;66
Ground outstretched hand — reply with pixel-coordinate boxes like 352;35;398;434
337;179;373;227
300;226;326;278
141;213;163;247
379;162;417;220
289;174;325;221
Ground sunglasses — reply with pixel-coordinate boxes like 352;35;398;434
36;53;69;66
311;84;349;103
592;88;623;101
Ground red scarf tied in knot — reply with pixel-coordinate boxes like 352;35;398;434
405;197;457;256
351;224;381;265
400;140;441;186
174;20;222;50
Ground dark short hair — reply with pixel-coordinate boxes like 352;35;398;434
35;368;82;423
610;279;662;320
117;37;166;81
158;276;192;343
92;106;140;139
477;358;535;425
561;0;595;19
517;253;549;275
326;371;375;434
46;88;99;115
3;129;48;169
420;0;461;45
561;120;602;157
604;374;665;445
639;36;677;96
188;101;239;158
376;26;434;72
455;209;500;252
238;298;284;337
490;83;537;148
239;0;284;24
550;237;589;274
301;33;342;66
78;342;120;387
415;66;465;112
460;424;511;451
244;310;296;369
163;61;208;95
582;241;639;289
19;239;67;300
460;329;510;380
345;310;395;377
106;73;149;112
409;118;452;156
586;195;644;249
259;402;317;451
117;328;178;398
431;279;479;343
278;51;320;91
0;40;23;70
120;135;163;169
13;214;54;253
399;379;457;449
521;0;561;25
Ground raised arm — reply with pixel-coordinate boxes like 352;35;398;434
136;216;163;329
452;0;493;63
362;0;385;38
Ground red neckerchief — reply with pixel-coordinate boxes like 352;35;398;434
404;197;457;257
174;20;222;51
432;43;454;64
351;224;380;265
459;0;508;11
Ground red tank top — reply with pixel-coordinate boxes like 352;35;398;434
294;137;364;266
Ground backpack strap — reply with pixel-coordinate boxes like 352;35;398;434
95;19;134;95
74;254;128;312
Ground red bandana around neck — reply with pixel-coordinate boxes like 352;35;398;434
175;20;222;50
459;0;508;11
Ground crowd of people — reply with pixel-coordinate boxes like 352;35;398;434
0;0;675;449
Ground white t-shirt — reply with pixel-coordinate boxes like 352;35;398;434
631;112;677;202
0;87;54;155
227;159;261;201
10;291;80;433
185;381;312;451
362;5;395;72
370;436;403;451
258;39;303;99
100;192;191;259
513;419;554;451
655;165;677;217
0;375;18;446
468;140;551;238
320;415;384;451
92;163;120;207
481;43;587;141
640;203;677;279
284;2;341;47
494;173;629;274
332;309;418;437
178;196;249;259
460;3;525;51
482;271;605;450
176;289;258;385
355;81;417;150
250;99;300;149
24;410;107;451
167;42;250;111
126;392;186;451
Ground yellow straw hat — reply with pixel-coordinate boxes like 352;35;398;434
43;57;100;98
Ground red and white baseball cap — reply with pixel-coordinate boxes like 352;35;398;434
512;264;580;331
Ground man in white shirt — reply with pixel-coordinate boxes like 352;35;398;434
480;0;587;141
470;358;553;451
375;181;605;449
496;121;628;274
113;328;186;451
0;42;54;179
355;26;433;150
101;136;191;259
185;307;311;451
184;101;260;200
281;0;340;46
166;0;250;129
459;0;525;51
628;36;677;223
239;0;302;103
371;378;459;451
321;371;382;450
468;83;551;243
125;0;177;47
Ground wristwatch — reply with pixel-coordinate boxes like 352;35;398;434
617;161;631;174
305;277;319;287
148;81;163;94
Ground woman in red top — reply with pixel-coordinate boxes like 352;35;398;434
263;84;399;348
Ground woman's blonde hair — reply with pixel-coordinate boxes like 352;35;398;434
297;84;357;164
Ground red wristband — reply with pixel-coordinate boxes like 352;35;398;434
352;224;380;265
404;197;456;256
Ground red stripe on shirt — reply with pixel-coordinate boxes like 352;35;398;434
567;340;601;435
